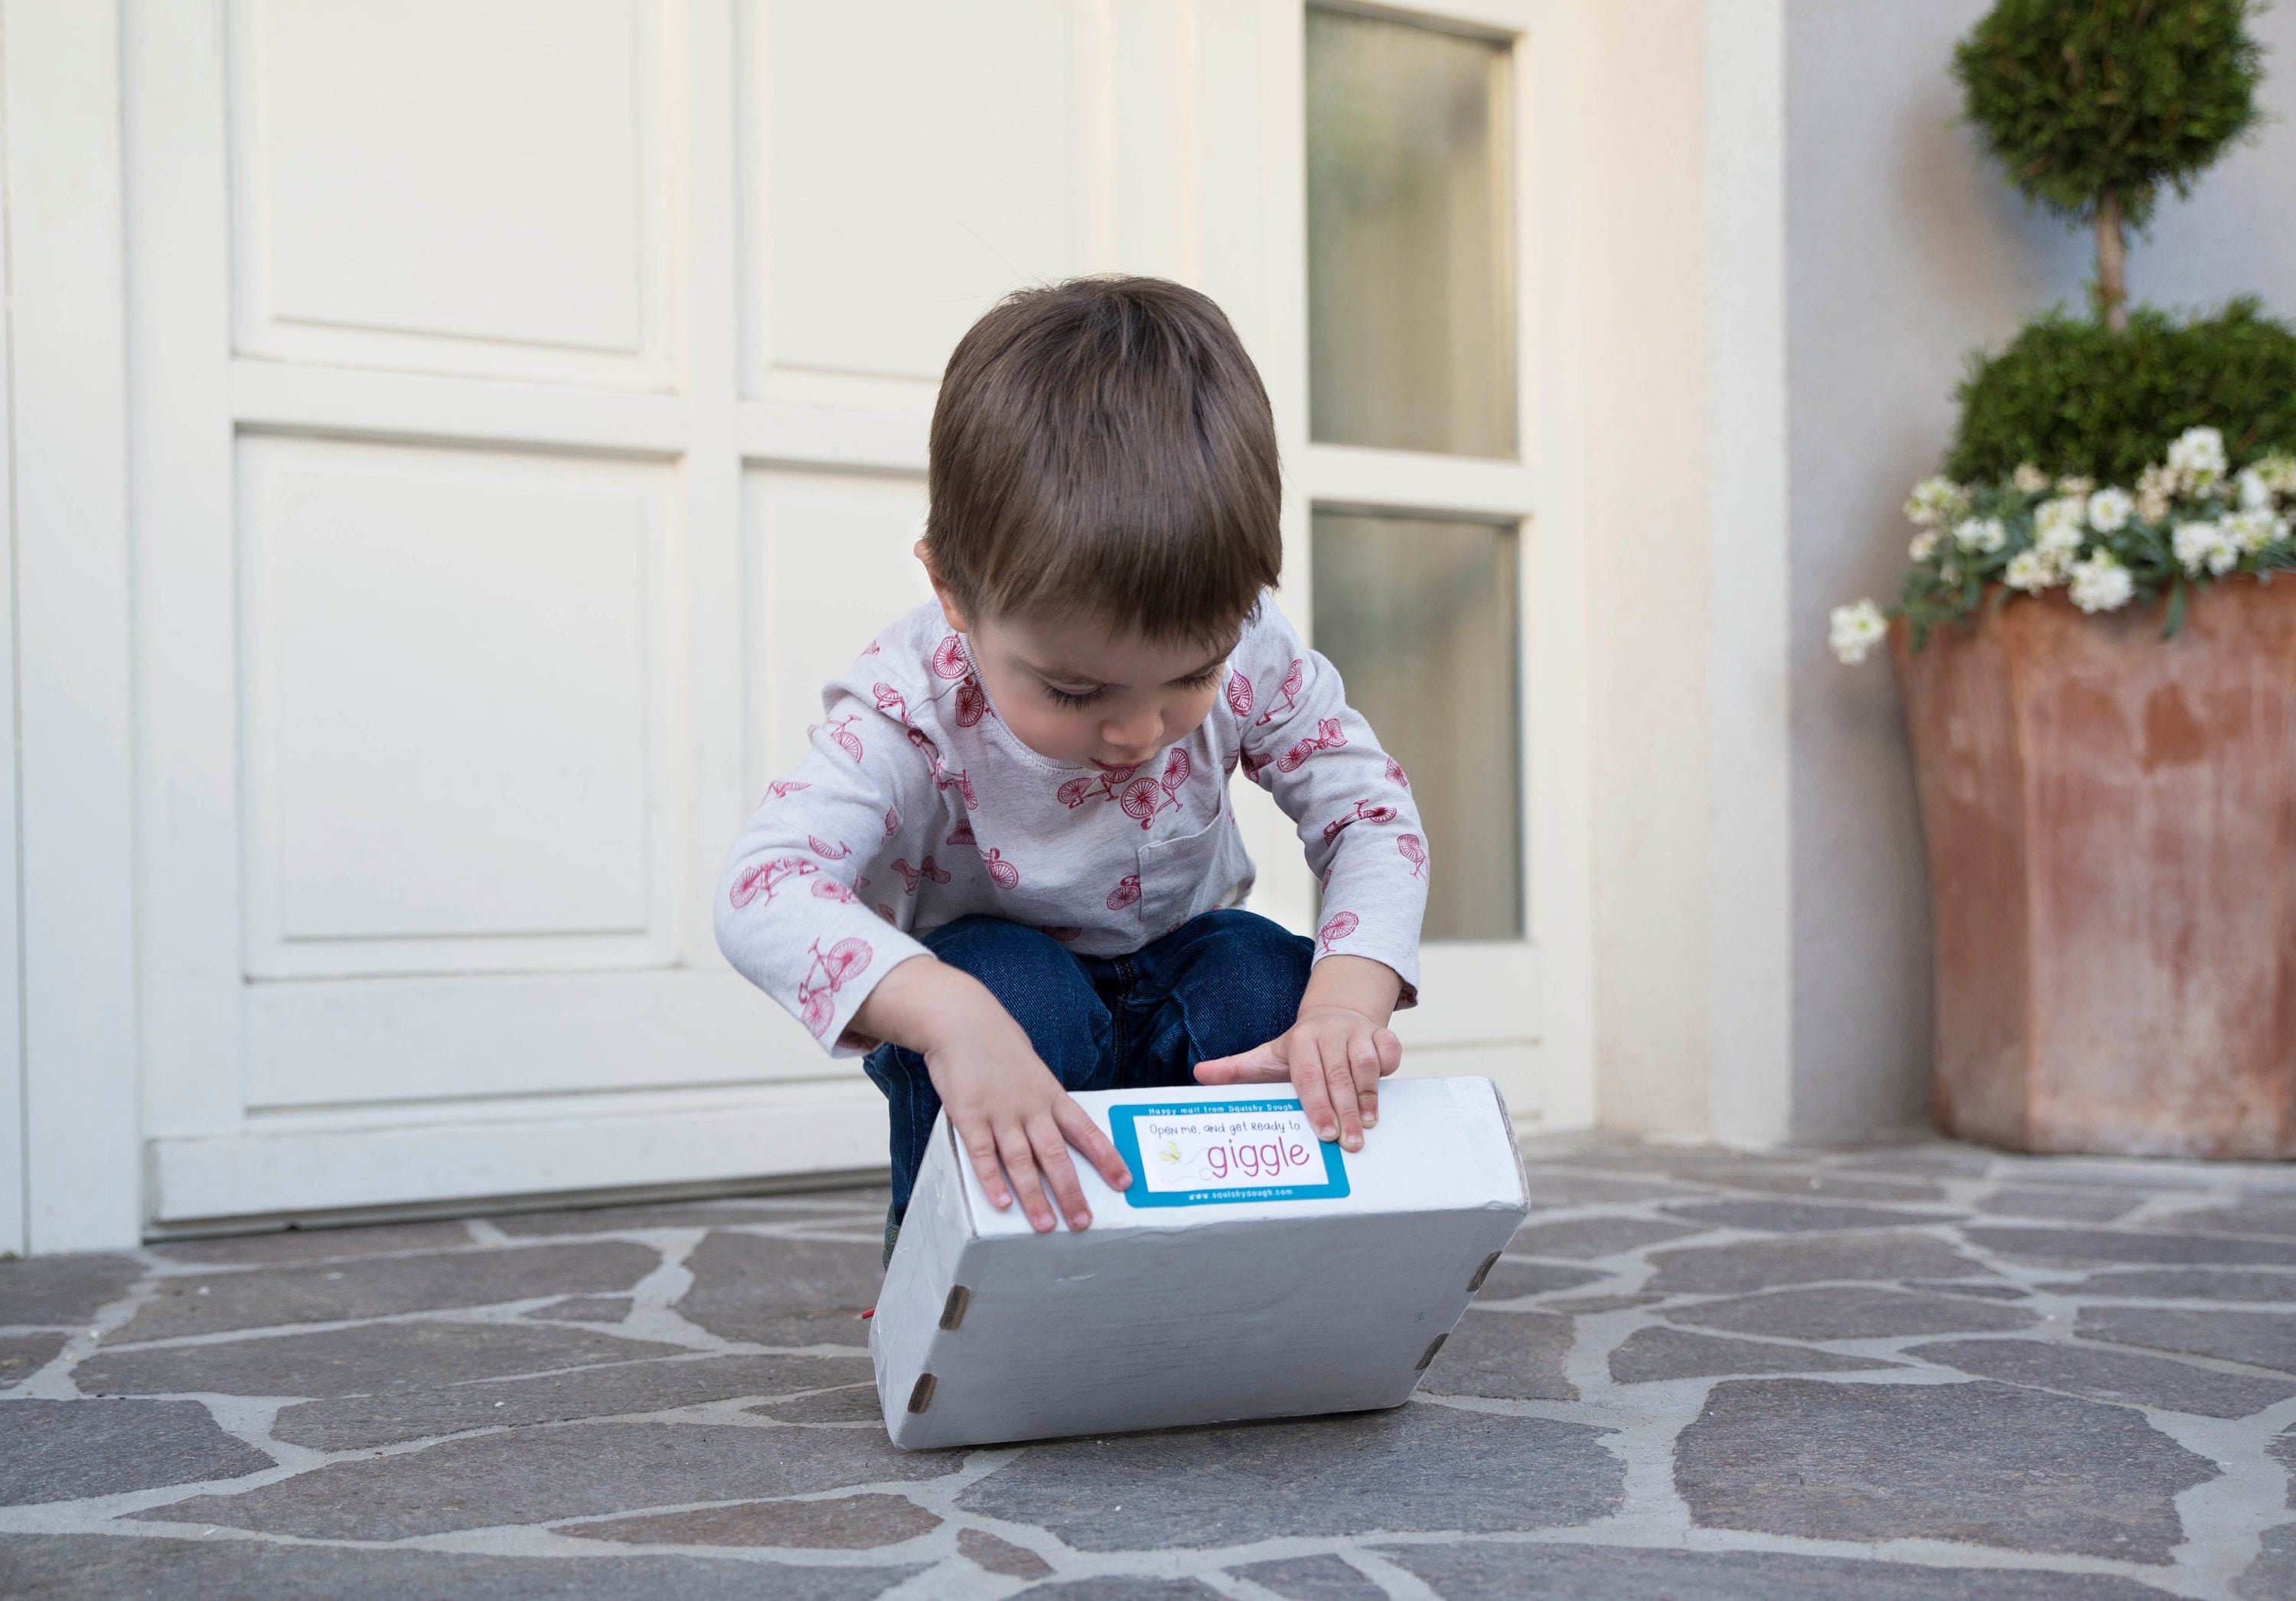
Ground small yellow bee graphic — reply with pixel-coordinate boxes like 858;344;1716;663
1156;1137;1183;1166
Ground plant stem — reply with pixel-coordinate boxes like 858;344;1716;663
2094;189;2128;331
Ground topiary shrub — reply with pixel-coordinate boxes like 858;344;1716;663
1949;298;2296;484
1953;0;2262;329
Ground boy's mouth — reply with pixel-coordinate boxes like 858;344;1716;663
1091;758;1146;774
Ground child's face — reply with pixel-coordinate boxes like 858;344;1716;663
931;580;1234;768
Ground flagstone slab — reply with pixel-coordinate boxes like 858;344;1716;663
2076;1306;2296;1374
1507;1216;1703;1260
1228;1553;1388;1599
955;1402;1621;1547
151;1221;474;1267
675;1232;883;1348
521;1294;635;1323
272;1352;874;1449
1695;1171;1950;1204
0;1398;274;1505
1474;1260;1605;1300
1971;1188;2144;1224
1642;1232;1994;1295
2058;1268;2296;1302
562;1492;940;1548
1911;1337;2296;1418
140;1419;954;1540
116;1241;660;1340
1609;1326;1903;1384
77;1319;690;1399
1378;1539;2176;1599
1905;1279;2031;1301
1662;1198;1946;1234
1517;1171;1693;1205
750;1383;884;1423
0;1534;917;1601
0;1332;68;1385
1828;1146;1997;1178
1961;1225;2296;1267
1675;1378;2214;1561
2165;1201;2296;1239
1666;1286;2037;1340
1014;1582;1225;1600
1420;1309;1577;1400
957;1528;1055;1579
2236;1524;2296;1601
0;1254;142;1325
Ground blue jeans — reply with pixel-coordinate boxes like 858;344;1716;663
863;908;1315;1220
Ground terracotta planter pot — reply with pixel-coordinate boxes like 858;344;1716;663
1893;577;2296;1157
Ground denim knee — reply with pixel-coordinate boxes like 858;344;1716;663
1160;909;1315;1064
918;915;1112;1090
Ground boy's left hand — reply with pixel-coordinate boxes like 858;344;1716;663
1193;1002;1401;1153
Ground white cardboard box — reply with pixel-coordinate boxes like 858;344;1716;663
869;1076;1529;1449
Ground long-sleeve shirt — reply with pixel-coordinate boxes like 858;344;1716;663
713;595;1429;1056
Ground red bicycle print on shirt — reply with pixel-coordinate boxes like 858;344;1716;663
931;634;970;680
883;806;900;838
954;674;990;728
890;856;952;893
1321;799;1398;845
980;848;1019;889
1254;659;1303;726
1043;925;1084;942
907;729;979;807
765;778;810;803
944;817;976;846
808;836;851;860
1225;669;1254;718
1056;763;1140;809
1120;748;1192;830
797;937;874;1039
1384;757;1411;789
809;715;865;763
1398;833;1427;879
1239;747;1272;784
729;856;817;909
1317;911;1359;954
812;876;860;905
1106;873;1142;911
872;683;908;722
1277;717;1348;774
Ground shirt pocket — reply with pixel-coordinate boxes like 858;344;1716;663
1136;802;1253;937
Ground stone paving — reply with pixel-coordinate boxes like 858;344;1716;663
5;1136;2296;1597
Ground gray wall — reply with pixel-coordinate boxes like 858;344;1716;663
1782;0;2296;1140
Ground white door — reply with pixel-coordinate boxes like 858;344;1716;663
125;0;1577;1228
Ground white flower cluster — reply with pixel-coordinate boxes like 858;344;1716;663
1832;429;2296;664
1828;600;1888;665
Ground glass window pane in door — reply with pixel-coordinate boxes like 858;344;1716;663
1312;511;1521;940
1306;8;1515;458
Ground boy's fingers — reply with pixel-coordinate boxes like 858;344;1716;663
1054;1096;1133;1191
996;1123;1056;1232
1375;1025;1403;1078
1347;1034;1381;1128
1290;1040;1341;1142
1325;1045;1365;1151
960;1123;1013;1209
1194;1042;1284;1083
1026;1114;1092;1229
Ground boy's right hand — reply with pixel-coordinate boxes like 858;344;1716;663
859;956;1132;1233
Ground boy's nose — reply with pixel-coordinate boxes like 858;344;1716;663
1101;712;1162;758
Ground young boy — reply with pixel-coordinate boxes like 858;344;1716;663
715;276;1427;1260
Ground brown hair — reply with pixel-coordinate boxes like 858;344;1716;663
925;276;1281;645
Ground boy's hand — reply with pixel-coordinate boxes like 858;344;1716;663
1192;1003;1401;1152
1192;954;1406;1150
856;955;1132;1232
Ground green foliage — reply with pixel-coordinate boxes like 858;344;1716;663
1954;0;2263;227
1948;299;2296;484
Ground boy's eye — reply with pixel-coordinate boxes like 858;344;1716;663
1043;683;1104;709
1180;664;1224;688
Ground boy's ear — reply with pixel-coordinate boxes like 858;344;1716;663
915;538;972;633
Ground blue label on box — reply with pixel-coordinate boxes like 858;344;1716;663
1109;1098;1350;1207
